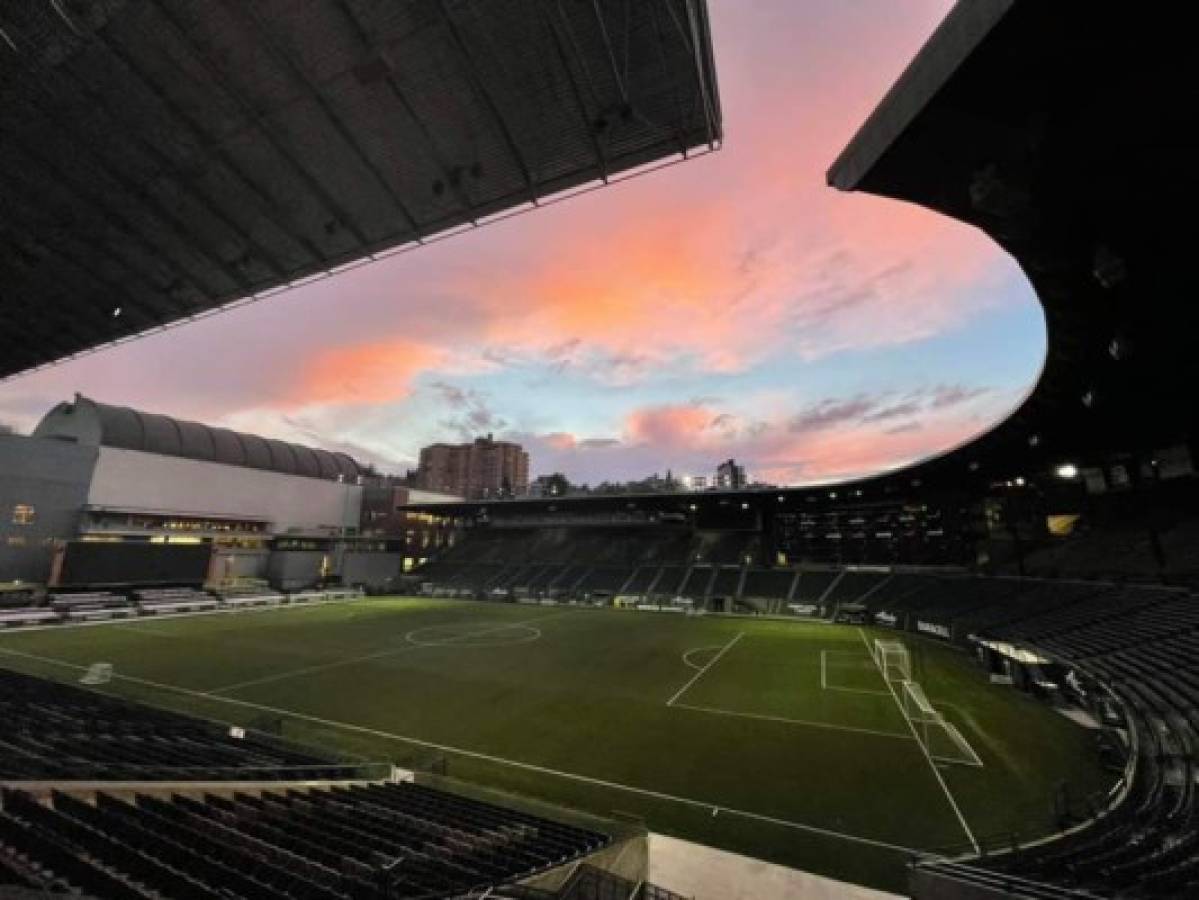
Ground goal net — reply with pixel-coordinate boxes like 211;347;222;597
900;680;983;767
872;639;911;683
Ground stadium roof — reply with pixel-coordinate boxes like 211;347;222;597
0;0;721;378
34;394;362;481
827;0;1198;485
407;0;1197;514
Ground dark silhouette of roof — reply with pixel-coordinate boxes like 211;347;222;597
0;0;720;379
33;395;361;481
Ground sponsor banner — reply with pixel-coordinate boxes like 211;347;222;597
917;619;952;639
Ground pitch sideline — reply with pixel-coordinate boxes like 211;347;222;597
0;643;924;857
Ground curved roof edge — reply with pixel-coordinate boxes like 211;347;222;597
33;394;362;482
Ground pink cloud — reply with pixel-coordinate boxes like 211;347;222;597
624;404;716;448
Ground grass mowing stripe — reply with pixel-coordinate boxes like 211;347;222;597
665;631;744;707
858;628;980;855
672;702;915;741
0;643;924;856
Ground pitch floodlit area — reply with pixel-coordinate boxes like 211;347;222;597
0;598;1116;890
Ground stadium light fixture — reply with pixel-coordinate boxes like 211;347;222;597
740;502;749;510
1055;463;1079;480
1014;476;1026;487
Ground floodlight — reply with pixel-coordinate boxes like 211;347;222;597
1055;463;1079;480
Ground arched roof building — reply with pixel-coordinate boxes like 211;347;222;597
33;395;362;482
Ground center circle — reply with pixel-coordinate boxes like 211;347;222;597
405;622;542;648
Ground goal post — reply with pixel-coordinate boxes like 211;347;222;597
873;639;911;684
900;680;984;768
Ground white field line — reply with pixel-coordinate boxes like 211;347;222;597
680;646;724;672
820;649;827;689
672;702;914;741
665;632;744;707
858;628;980;855
209;609;577;695
0;644;922;857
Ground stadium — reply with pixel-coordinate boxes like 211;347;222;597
0;1;1195;898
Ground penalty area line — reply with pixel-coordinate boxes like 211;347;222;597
672;702;914;741
0;644;922;857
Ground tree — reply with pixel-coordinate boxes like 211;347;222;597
542;472;572;497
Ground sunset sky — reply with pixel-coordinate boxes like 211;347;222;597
0;0;1045;487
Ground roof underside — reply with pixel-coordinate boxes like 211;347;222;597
0;0;720;378
826;0;1199;486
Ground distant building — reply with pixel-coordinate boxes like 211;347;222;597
0;395;435;592
716;458;747;490
417;435;529;499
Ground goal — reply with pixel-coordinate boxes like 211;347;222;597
900;680;983;767
872;639;911;684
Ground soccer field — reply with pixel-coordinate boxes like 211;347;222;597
0;598;1117;891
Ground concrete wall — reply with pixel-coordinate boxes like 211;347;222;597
341;552;403;590
267;550;328;591
89;447;361;535
211;548;270;582
0;435;98;583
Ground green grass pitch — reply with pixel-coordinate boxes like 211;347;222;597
0;598;1117;892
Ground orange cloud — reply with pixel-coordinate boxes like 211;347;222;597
625;404;715;447
291;339;445;407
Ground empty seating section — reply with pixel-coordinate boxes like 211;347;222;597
0;605;59;627
136;587;219;614
419;527;873;612
653;567;689;597
0;783;608;899
824;572;888;607
0;589;37;610
50;591;134;622
792;571;836;604
863;572;1199;895
741;569;795;601
709;568;741;598
0;586;359;630
0;668;347;781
